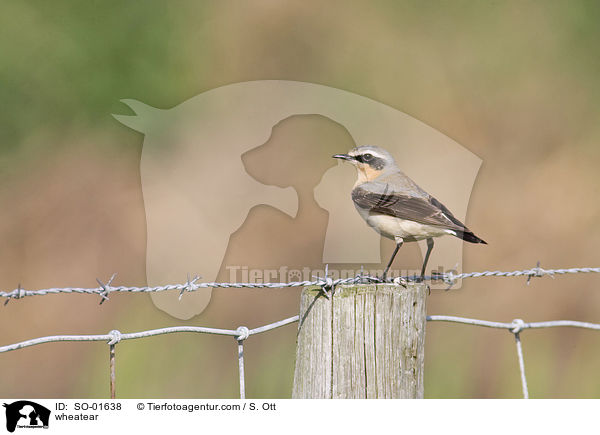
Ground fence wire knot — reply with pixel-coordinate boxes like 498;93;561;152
236;326;250;341
511;318;526;334
107;330;122;345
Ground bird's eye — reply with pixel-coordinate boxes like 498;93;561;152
362;153;373;161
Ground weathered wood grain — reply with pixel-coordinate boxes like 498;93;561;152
292;283;427;399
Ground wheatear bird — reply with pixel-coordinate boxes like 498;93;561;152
333;146;486;280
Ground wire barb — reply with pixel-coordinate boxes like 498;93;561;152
1;265;599;301
313;264;335;299
1;263;599;399
4;283;24;306
527;261;543;285
179;274;200;300
97;273;117;305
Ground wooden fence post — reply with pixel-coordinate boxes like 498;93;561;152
292;282;427;399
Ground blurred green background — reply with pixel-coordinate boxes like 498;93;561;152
1;1;599;398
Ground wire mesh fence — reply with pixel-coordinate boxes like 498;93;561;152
1;265;599;399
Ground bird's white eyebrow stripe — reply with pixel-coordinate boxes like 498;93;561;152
350;149;386;160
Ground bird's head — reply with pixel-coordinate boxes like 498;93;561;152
333;146;395;183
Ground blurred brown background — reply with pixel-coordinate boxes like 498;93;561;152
1;1;599;398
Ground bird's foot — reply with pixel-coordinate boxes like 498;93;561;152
378;269;391;282
408;272;426;283
392;276;408;287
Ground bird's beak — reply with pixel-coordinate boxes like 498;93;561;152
332;153;353;161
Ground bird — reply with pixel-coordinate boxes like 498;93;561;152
333;145;486;280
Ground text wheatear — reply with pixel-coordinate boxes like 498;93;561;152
333;145;486;280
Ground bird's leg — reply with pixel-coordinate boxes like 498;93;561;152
419;238;434;281
382;238;403;280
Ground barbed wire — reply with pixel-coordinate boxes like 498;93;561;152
1;265;599;303
2;264;599;399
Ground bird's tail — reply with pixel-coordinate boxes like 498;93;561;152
456;230;487;244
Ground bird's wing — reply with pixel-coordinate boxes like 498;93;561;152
351;182;468;232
